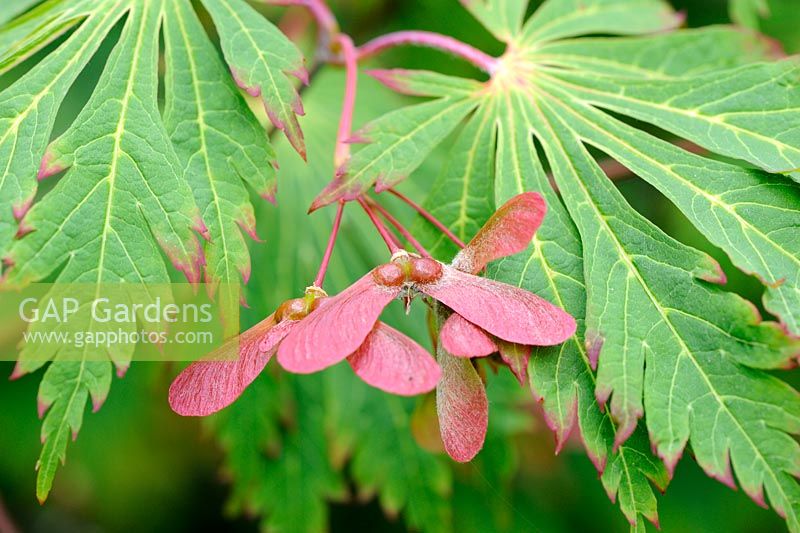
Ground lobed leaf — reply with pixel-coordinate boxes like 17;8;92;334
163;0;277;299
200;0;307;158
531;95;800;528
4;0;204;501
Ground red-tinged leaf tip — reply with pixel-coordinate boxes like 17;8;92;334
37;398;51;419
236;218;262;243
115;362;129;378
309;174;363;213
277;272;400;373
194;217;210;241
9;362;26;380
698;257;727;285
91;391;108;413
656;445;684;479
240;263;252;285
169;316;292;416
439;312;497;357
230;66;262;97
535;388;579;456
422;265;577;346
12;196;33;221
436;351;488;462
37;151;66;180
265;105;307;161
292;93;305;116
586;330;604;370
595;381;611;411
497;341;530;386
611;410;641;453
453;192;547;274
14;220;34;239
289;65;309;86
1;257;16;283
744;483;769;509
260;184;278;206
668;9;687;30
178;237;207;286
589;447;609;476
701;450;737;491
348;322;441;396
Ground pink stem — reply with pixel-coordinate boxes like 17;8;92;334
357;31;498;74
358;197;401;254
267;0;338;37
388;188;466;248
369;200;431;258
334;34;358;168
312;200;345;288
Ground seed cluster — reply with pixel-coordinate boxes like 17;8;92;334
373;255;443;286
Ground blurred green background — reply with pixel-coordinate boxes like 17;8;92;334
0;0;797;531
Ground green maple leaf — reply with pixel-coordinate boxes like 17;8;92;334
319;0;800;529
0;0;303;501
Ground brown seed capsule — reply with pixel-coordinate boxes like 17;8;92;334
275;298;308;322
410;257;443;283
373;262;405;286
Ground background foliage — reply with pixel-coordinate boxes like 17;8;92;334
0;0;799;532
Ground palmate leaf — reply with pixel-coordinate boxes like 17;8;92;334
200;0;308;158
331;0;800;528
0;0;303;500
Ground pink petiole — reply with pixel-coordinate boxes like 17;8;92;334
312;200;345;288
358;197;402;254
388;188;466;249
367;199;432;258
